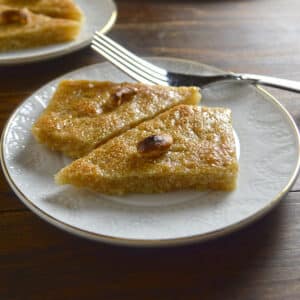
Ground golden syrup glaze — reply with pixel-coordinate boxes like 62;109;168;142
32;80;201;158
0;4;80;50
56;105;238;195
0;0;82;21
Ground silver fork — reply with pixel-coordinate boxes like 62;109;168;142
91;32;300;93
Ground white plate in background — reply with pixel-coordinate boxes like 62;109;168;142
0;0;117;65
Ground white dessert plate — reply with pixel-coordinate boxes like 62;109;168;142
1;57;300;246
0;0;117;65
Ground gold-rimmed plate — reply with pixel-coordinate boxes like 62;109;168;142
1;57;300;246
0;0;117;65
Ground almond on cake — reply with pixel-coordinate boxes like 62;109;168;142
0;0;82;21
32;80;201;158
0;5;80;51
55;105;239;195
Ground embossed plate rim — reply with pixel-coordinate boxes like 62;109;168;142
1;57;300;247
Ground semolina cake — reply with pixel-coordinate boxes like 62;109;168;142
32;80;201;158
55;105;239;194
0;0;82;21
0;5;80;51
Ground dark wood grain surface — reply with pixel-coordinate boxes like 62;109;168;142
1;0;300;299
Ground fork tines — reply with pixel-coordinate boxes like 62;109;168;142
91;32;169;86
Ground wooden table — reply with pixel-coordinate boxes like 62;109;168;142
1;0;300;298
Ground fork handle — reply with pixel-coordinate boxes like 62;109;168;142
236;73;300;93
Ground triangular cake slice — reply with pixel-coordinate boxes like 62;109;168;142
55;105;239;194
0;5;80;51
32;80;201;158
0;0;82;21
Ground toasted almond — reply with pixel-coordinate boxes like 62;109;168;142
0;8;30;25
137;134;173;158
114;86;138;106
